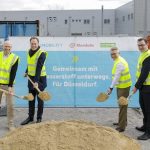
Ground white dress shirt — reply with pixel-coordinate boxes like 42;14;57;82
110;62;125;88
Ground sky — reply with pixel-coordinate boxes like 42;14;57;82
0;0;133;10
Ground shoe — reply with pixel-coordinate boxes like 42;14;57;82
113;122;119;126
116;127;125;132
20;117;33;125
137;132;150;140
135;126;146;132
36;119;41;123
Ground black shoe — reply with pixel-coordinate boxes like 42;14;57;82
137;132;150;140
36;119;41;123
113;122;119;126
116;127;125;132
20;117;33;125
135;126;146;132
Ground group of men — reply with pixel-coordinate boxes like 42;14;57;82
0;37;47;131
108;38;150;140
0;37;150;141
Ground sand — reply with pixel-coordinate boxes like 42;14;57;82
0;120;140;150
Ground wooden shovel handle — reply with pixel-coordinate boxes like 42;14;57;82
0;88;22;99
27;75;41;93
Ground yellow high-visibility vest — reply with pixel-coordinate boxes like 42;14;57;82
27;49;47;76
112;56;132;88
136;50;150;85
0;51;19;84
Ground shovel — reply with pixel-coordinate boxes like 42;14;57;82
0;88;34;101
27;75;51;101
96;92;110;102
118;92;134;106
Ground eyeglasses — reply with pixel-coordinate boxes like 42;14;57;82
138;44;146;47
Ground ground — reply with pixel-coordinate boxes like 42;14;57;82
0;108;149;150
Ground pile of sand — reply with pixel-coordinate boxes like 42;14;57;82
0;120;140;150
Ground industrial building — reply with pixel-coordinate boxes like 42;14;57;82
0;0;149;39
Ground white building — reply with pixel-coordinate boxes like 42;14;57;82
0;0;149;38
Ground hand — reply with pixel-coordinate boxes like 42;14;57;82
107;88;113;95
8;87;13;95
132;87;137;94
24;73;27;77
34;82;38;88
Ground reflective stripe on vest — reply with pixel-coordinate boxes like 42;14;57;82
27;49;47;76
112;56;132;88
0;51;19;84
136;50;150;85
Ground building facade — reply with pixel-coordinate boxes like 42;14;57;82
0;0;149;38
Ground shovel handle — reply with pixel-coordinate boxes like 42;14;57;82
27;75;41;93
127;91;134;100
0;88;22;99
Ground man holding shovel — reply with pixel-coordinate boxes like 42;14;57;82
107;47;132;132
0;40;19;131
21;37;47;125
132;38;150;140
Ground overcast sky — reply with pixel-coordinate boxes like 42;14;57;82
0;0;132;10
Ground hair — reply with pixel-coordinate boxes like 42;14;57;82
110;47;119;52
30;36;39;43
3;40;12;46
137;38;147;44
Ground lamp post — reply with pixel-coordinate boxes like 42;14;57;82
144;0;147;37
101;5;104;36
98;0;104;36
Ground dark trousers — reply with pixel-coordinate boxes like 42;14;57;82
28;89;44;120
139;90;150;133
117;87;130;130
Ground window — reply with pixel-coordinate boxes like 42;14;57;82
49;17;52;22
87;19;90;24
131;13;133;19
53;17;57;22
84;19;90;24
65;20;67;24
49;17;57;22
93;32;97;36
0;21;39;38
128;14;130;20
104;19;110;24
87;32;90;35
71;33;82;36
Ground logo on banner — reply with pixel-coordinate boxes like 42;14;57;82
100;43;116;48
41;43;63;48
69;43;76;48
69;43;95;48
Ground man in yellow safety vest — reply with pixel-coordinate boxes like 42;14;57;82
0;40;19;131
107;47;132;132
133;38;150;140
21;37;47;125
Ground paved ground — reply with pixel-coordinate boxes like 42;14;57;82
0;108;149;150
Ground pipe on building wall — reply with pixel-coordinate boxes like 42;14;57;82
144;0;147;37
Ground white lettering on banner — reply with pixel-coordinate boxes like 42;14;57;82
41;43;63;48
48;65;110;88
64;81;97;87
47;74;109;80
53;66;98;72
